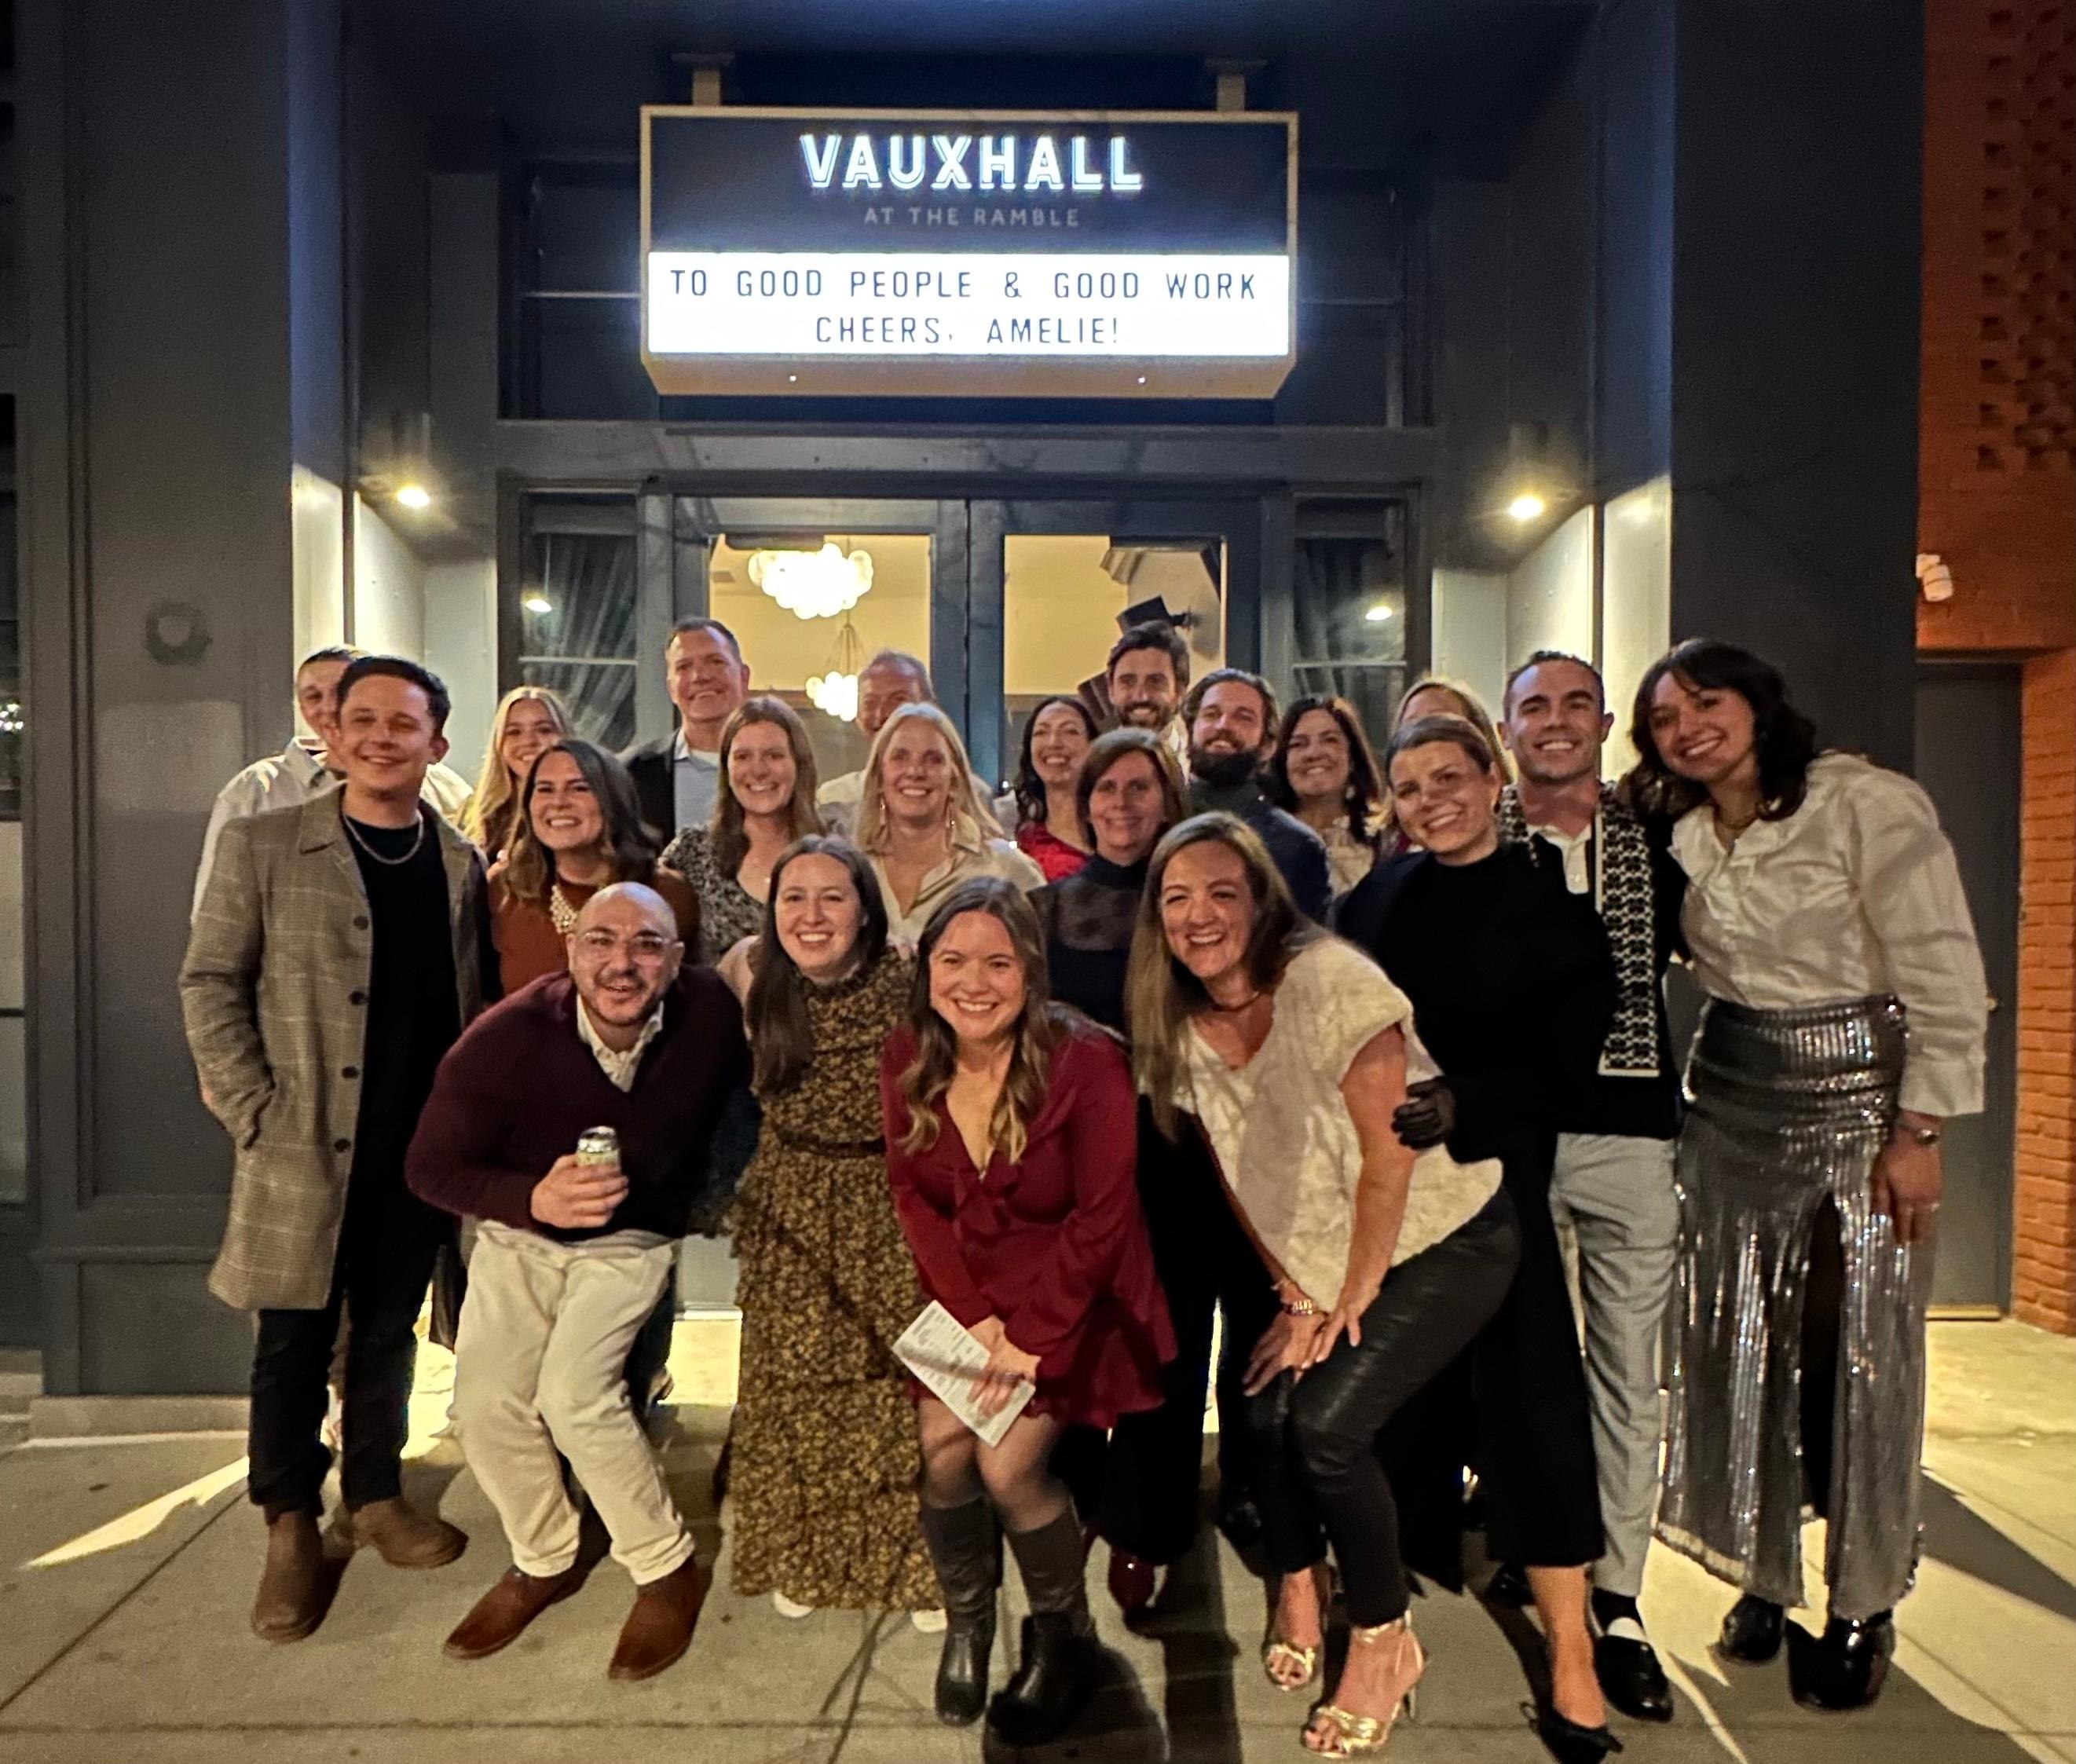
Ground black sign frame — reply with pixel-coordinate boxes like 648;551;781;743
639;106;1298;399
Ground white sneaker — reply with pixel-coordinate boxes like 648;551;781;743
772;1590;815;1619
910;1607;948;1634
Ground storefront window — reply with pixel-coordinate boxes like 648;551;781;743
518;496;639;750
708;532;933;786
1001;534;1225;792
1291;504;1409;749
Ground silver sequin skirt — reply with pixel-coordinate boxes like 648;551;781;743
1657;994;1931;1620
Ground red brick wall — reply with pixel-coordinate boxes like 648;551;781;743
1918;0;2076;1331
2012;653;2076;1329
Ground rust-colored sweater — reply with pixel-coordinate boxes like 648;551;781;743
485;866;702;997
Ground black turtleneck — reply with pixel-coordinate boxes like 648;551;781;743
1186;775;1333;923
1034;854;1148;1034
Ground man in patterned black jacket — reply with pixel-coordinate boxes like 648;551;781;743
1496;651;1689;1725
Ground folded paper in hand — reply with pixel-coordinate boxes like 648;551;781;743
894;1300;1034;1447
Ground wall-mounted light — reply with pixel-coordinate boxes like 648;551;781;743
522;594;553;615
1916;553;1954;602
1365;603;1395;624
1506;492;1547;523
395;483;433;511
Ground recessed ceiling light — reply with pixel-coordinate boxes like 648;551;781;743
522;594;552;615
1507;492;1547;522
395;483;433;511
1365;603;1395;623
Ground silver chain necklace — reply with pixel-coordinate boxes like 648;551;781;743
343;811;427;867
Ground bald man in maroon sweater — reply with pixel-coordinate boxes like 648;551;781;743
407;883;746;1681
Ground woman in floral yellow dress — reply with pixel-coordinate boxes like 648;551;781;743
727;834;939;1619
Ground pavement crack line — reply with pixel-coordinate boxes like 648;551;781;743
0;1476;246;1721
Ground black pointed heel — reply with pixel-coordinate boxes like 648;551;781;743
1536;1705;1625;1764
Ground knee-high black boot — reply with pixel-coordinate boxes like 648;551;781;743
990;1509;1098;1746
917;1499;999;1726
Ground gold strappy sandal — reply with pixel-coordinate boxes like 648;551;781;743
1262;1564;1333;1692
1301;1615;1426;1757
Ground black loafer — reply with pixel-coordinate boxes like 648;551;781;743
1719;1593;1785;1663
1787;1612;1895;1711
1595;1634;1674;1722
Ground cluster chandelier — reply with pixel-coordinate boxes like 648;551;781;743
804;615;868;721
749;542;874;620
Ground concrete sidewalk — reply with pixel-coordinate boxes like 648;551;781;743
0;1319;2069;1764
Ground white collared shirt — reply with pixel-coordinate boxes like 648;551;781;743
866;814;1045;941
1671;753;1989;1118
576;996;666;1092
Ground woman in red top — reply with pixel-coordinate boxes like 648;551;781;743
881;876;1171;1746
1005;695;1097;881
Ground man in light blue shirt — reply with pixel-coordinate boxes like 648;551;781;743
624;618;751;836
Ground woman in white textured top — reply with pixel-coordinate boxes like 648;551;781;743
1129;812;1518;1759
853;702;1044;941
1627;639;1988;1714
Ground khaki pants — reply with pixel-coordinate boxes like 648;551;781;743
454;1221;693;1586
1550;1132;1681;1601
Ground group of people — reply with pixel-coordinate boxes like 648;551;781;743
180;609;1988;1759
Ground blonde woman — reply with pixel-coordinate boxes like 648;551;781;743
853;702;1044;939
464;686;573;857
661;697;824;964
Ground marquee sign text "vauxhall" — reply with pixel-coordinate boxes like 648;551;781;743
800;132;1145;196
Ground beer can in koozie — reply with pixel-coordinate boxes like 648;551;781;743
575;1127;619;1167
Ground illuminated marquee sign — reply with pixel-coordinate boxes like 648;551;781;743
640;108;1298;397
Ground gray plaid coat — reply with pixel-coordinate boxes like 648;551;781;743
179;792;486;1310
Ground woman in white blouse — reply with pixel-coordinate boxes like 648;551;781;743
1129;813;1519;1759
853;703;1044;940
1627;639;1988;1713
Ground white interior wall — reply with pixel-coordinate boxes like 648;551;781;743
1600;478;1672;777
352;496;427;661
1504;505;1596;672
423;558;498;784
1430;569;1508;712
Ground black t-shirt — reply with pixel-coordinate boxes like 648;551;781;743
345;811;459;1182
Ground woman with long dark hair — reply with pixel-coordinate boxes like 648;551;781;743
881;878;1173;1744
661;697;825;966
1625;639;1987;1711
727;836;939;1623
1337;717;1619;1763
1005;695;1099;882
1130;813;1518;1758
487;738;699;995
1269;694;1389;898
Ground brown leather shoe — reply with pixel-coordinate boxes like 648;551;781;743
341;1495;467;1568
252;1511;326;1643
444;1565;584;1660
606;1557;706;1682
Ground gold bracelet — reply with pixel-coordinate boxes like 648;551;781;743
1280;1293;1320;1317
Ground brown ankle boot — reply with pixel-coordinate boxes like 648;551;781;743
445;1565;585;1660
606;1558;706;1682
252;1511;327;1642
341;1495;467;1568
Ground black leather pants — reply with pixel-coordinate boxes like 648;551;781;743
1236;1188;1520;1624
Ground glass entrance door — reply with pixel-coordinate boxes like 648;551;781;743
652;495;1260;795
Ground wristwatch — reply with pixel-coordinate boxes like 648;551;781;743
1901;1123;1942;1147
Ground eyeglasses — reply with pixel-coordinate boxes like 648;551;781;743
575;931;676;961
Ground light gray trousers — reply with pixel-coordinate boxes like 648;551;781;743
1550;1131;1680;1601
